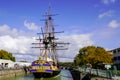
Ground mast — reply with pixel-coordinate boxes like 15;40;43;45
32;7;70;65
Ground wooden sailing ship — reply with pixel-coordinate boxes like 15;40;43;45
30;7;69;78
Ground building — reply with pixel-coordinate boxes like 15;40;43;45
110;48;120;70
15;61;31;67
0;59;31;69
0;59;15;69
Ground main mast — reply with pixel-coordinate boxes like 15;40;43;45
32;7;69;65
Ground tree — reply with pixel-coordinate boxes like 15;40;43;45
0;50;16;61
74;46;113;68
59;62;74;67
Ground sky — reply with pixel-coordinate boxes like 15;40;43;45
0;0;120;62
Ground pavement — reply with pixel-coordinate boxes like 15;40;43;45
91;77;120;80
112;76;120;80
91;77;111;80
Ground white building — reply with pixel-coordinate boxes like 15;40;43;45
110;48;120;70
15;61;31;67
0;59;15;69
0;59;31;69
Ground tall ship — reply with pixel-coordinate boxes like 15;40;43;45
30;7;69;78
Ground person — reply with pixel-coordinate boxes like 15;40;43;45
1;63;4;69
14;64;18;69
0;64;2;70
23;65;27;74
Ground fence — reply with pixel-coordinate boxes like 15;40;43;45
79;67;120;79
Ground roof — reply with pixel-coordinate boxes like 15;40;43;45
0;59;14;63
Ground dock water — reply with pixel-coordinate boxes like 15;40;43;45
0;70;73;80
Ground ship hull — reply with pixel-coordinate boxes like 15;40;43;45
32;70;61;78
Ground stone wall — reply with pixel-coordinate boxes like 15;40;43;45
0;69;26;78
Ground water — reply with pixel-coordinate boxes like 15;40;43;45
1;70;73;80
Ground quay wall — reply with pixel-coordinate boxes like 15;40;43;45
0;69;27;78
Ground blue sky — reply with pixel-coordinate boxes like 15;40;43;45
0;0;120;62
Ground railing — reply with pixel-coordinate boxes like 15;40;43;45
79;67;120;79
0;66;30;72
0;67;24;71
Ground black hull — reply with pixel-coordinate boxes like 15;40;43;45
32;70;61;78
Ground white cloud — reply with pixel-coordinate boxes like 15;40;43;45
24;20;38;30
0;35;33;54
0;34;38;62
0;24;18;37
0;33;94;62
58;34;94;62
102;0;116;4
98;10;113;19
0;24;36;61
108;20;120;28
0;24;94;62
